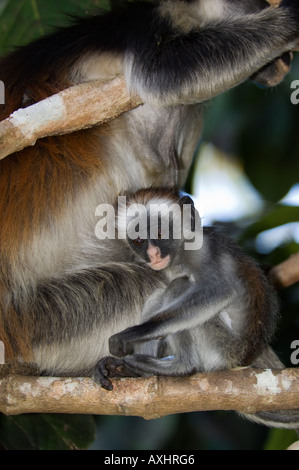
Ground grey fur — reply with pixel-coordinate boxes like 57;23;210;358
0;1;298;429
96;189;299;429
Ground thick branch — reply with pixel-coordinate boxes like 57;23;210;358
0;255;298;417
0;368;298;418
0;77;142;160
269;253;299;289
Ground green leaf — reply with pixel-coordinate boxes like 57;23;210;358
263;428;298;451
240;205;299;241
0;0;109;53
0;414;96;450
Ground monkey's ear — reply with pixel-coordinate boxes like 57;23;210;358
179;192;198;232
181;203;200;233
190;205;197;232
178;192;194;207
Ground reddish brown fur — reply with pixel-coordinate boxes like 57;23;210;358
0;63;110;360
236;257;278;365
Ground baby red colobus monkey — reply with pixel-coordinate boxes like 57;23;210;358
96;188;299;429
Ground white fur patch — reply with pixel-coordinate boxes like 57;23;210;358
219;310;233;330
159;0;227;34
70;53;123;84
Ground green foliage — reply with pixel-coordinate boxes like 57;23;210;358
263;428;298;451
239;204;299;264
0;414;96;450
0;0;109;54
243;205;299;239
203;73;299;202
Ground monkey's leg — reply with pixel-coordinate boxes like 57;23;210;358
14;263;165;377
95;353;197;390
109;285;232;358
250;52;293;87
122;354;197;377
94;356;141;391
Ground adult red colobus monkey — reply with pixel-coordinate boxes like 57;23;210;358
0;0;298;423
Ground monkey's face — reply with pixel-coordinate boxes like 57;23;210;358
129;237;171;271
123;189;197;267
129;224;182;271
146;240;171;271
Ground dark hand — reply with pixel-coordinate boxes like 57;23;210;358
94;355;140;390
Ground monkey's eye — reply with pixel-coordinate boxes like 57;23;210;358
133;237;145;247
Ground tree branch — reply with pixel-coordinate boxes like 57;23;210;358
0;368;298;418
0;77;142;161
0;253;297;417
269;253;299;290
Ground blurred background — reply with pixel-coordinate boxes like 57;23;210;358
0;0;298;451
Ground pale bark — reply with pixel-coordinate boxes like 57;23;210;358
1;247;298;417
269;253;299;290
0;368;298;418
0;77;142;161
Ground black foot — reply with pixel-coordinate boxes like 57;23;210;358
94;356;140;390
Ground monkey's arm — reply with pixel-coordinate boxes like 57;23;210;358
97;277;234;387
126;0;299;105
2;1;298;112
109;277;234;358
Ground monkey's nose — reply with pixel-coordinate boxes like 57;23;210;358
147;243;170;270
151;246;160;256
147;243;161;262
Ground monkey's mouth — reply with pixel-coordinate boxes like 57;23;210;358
148;255;170;271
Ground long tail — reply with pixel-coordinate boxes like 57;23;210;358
240;347;299;431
